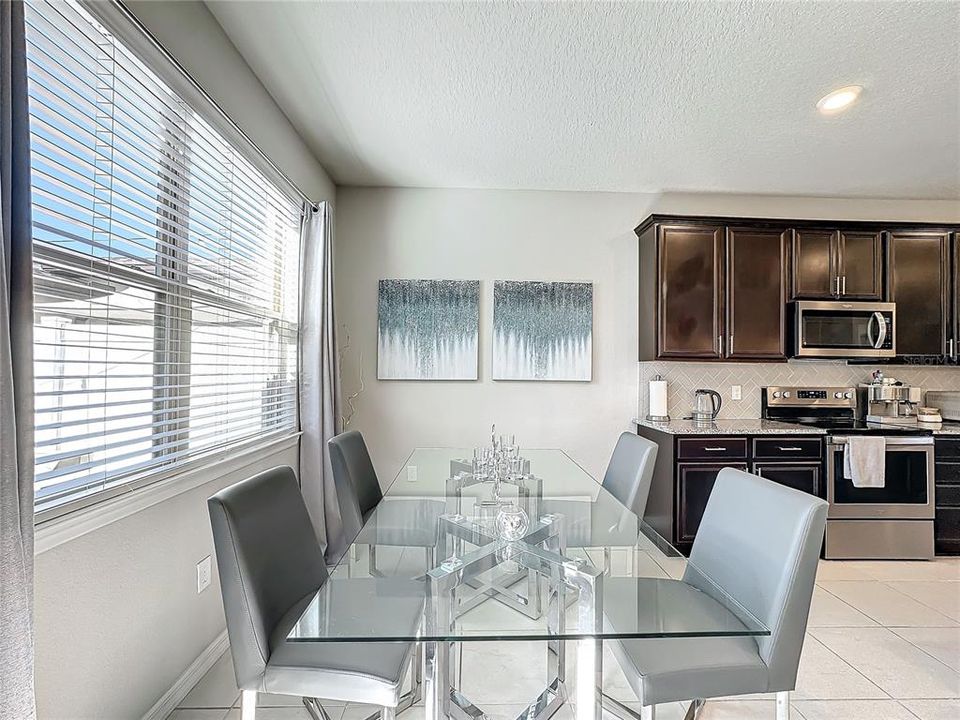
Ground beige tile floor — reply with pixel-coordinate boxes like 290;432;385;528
168;559;960;720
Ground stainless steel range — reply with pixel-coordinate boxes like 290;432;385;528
762;386;934;560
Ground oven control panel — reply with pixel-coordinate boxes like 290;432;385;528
764;386;857;408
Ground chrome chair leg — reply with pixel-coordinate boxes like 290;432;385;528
241;690;257;720
600;691;645;720
303;698;335;720
409;642;423;706
683;698;705;720
381;707;396;720
776;691;790;720
640;705;655;720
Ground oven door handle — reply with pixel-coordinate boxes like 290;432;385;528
829;436;933;446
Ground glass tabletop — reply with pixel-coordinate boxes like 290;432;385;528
286;448;768;643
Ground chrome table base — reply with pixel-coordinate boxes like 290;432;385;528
425;514;603;720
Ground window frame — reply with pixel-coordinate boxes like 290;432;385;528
26;0;306;521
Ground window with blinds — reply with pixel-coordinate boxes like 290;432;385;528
24;0;302;513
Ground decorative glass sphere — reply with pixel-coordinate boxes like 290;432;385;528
495;503;529;541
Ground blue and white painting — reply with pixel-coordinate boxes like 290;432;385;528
493;281;593;381
377;279;479;380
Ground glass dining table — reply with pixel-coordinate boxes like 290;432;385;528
285;448;768;720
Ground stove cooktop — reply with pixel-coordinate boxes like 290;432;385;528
780;418;934;436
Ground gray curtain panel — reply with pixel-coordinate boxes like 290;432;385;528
298;201;344;559
1;1;37;718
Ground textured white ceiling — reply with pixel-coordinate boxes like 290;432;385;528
206;0;960;198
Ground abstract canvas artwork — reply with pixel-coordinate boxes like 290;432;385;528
493;280;593;381
377;279;479;380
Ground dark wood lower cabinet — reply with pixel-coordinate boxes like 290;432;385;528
677;463;747;549
639;426;826;556
935;439;960;555
752;463;821;496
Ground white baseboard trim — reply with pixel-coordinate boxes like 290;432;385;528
141;629;230;720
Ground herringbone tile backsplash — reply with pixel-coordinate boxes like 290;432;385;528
639;361;960;419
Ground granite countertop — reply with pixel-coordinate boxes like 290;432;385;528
930;421;960;436
632;417;826;436
633;417;960;436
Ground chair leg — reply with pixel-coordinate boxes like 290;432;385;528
303;698;335;720
682;698;705;720
640;705;655;720
776;691;790;720
240;690;257;720
411;642;423;704
369;544;383;577
380;707;396;720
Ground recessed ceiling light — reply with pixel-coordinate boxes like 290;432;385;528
817;85;863;114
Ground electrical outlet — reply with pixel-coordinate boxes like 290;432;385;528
197;555;212;594
731;385;742;401
406;465;418;482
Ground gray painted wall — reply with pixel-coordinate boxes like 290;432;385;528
34;444;298;719
334;187;960;482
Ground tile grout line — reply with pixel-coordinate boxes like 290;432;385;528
812;581;880;628
817;578;957;629
873;577;960;675
887;625;960;676
896;699;924;720
801;633;894;702
878;577;960;624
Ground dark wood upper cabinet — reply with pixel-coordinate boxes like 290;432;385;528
839;231;883;300
951;233;960;363
791;230;836;299
726;227;787;360
887;231;950;357
790;229;882;300
656;224;724;359
637;215;960;363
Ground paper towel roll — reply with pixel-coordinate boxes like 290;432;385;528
648;378;669;419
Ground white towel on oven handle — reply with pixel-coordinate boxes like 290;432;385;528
843;436;886;488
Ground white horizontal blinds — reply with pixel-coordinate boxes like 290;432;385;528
25;0;301;511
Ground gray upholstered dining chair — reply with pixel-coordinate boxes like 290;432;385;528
328;430;444;574
603;467;828;720
208;466;424;720
540;432;658;570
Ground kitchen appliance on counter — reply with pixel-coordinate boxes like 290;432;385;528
689;388;721;423
762;385;934;560
859;375;923;426
917;407;943;424
790;300;896;359
925;391;960;422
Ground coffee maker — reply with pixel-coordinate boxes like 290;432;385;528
859;372;922;425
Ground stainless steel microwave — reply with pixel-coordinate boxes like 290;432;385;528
791;301;896;358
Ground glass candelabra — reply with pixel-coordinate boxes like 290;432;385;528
472;425;529;540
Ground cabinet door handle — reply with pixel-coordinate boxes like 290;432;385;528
729;334;734;355
950;338;956;360
833;276;839;296
841;275;846;295
703;447;727;451
778;446;803;451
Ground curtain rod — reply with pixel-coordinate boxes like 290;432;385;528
109;0;317;208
